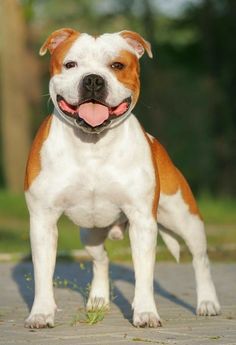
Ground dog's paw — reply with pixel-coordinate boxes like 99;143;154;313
133;312;162;328
197;300;221;316
86;297;110;311
25;313;55;328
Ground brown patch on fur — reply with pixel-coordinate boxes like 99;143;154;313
24;115;53;191
148;136;201;217
39;28;78;55
120;31;153;58
39;28;80;75
111;50;140;104
39;28;78;56
50;32;80;75
142;130;160;218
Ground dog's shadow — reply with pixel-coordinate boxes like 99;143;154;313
12;260;195;323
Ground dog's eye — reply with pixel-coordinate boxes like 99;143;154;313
111;62;125;70
64;61;77;69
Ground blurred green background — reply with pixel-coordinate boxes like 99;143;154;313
0;0;235;261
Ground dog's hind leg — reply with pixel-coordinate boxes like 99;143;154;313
80;228;110;311
158;190;221;316
152;138;220;316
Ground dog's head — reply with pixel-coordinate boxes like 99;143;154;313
40;28;152;133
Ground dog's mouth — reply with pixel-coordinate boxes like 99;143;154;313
57;95;131;131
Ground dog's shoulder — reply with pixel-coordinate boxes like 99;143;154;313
24;115;53;191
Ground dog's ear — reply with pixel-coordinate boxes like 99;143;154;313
119;30;153;59
39;28;78;56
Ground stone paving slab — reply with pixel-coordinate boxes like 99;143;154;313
0;262;235;345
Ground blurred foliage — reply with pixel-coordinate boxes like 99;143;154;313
1;0;236;196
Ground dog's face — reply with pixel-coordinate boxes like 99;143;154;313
40;28;152;133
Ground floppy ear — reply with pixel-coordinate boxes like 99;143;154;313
119;30;153;59
39;28;78;56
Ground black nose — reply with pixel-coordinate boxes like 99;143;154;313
83;74;105;92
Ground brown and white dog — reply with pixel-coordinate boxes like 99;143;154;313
24;28;220;328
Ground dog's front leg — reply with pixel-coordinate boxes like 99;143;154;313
25;206;60;328
128;212;161;328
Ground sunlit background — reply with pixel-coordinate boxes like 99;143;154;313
0;0;235;261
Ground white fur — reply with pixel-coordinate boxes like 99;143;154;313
25;32;220;328
25;112;161;327
50;33;138;132
159;225;180;262
158;191;220;315
80;227;110;310
27;113;155;229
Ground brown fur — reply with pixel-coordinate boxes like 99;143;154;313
49;32;80;75
145;135;202;217
143;132;160;218
120;31;153;58
111;50;140;104
39;28;80;75
24;115;52;191
32;30;198;218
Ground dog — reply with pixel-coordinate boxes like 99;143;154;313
24;28;220;328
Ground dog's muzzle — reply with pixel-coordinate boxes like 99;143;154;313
56;77;132;133
57;95;131;133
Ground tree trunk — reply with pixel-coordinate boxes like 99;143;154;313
0;0;31;193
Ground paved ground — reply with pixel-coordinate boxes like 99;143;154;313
0;261;235;345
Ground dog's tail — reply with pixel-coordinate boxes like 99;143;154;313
158;225;180;262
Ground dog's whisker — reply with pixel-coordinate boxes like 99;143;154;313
47;97;53;109
41;93;50;97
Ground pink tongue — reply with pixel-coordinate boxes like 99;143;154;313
112;102;128;116
78;102;109;127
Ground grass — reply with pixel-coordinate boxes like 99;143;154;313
0;189;235;261
54;277;108;326
71;304;107;326
132;338;163;344
209;336;221;340
198;193;236;224
23;271;108;326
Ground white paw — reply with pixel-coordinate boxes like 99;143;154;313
86;297;110;311
25;313;55;328
197;300;221;316
133;312;162;328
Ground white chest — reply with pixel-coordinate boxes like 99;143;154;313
29;114;156;229
58;159;127;228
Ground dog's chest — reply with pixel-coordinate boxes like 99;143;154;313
60;158;126;228
34;115;155;229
